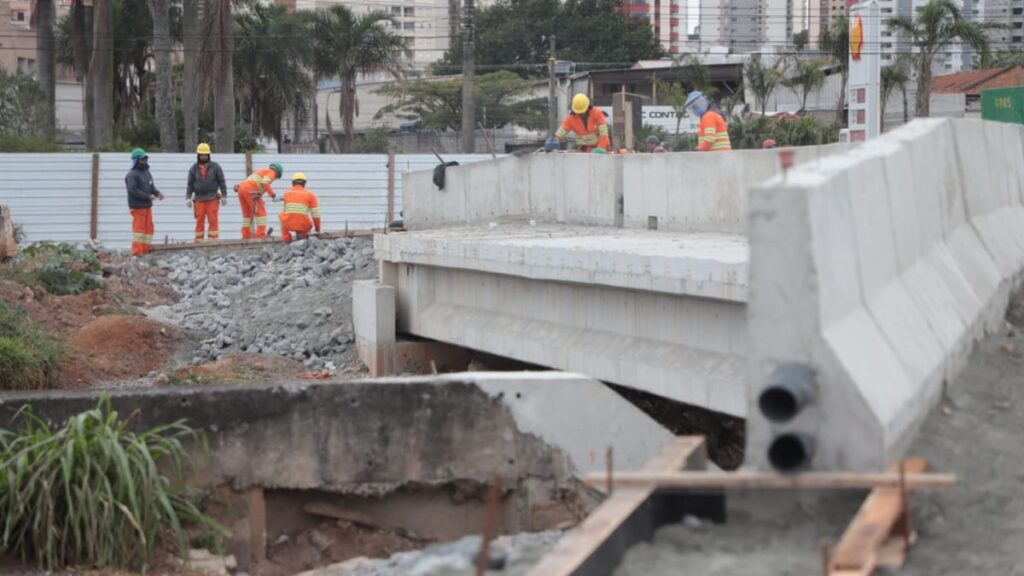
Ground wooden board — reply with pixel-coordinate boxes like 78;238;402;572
830;458;928;574
582;469;953;490
525;436;707;576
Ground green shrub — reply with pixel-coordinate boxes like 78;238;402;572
0;303;62;391
0;135;61;152
0;397;223;571
15;242;101;295
726;115;840;149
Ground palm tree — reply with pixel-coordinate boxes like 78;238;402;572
783;56;826;115
313;5;407;152
744;55;784;116
198;0;234;152
881;55;912;129
34;0;56;140
91;0;114;147
889;0;997;117
819;14;849;126
234;3;312;147
148;0;179;151
182;0;199;151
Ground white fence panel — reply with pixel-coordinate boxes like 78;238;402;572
0;154;94;245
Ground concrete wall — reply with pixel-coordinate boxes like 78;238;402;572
746;118;1024;471
0;373;671;491
403;145;852;234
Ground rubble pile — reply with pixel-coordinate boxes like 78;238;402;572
152;236;377;371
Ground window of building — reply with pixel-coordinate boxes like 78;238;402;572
391;6;401;15
1015;21;1023;28
881;42;892;48
1014;7;1023;13
403;21;414;29
1016;35;1024;42
15;10;24;20
404;7;414;16
881;7;892;12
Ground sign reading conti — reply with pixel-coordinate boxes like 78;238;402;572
641;106;700;134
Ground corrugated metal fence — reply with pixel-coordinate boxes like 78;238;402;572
0;153;493;249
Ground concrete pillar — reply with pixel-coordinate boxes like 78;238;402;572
0;203;17;259
353;280;397;376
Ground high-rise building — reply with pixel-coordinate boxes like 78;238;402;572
977;0;1023;60
699;0;762;51
621;0;691;54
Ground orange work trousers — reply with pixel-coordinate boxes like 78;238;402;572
237;192;268;239
193;199;220;241
279;213;312;243
130;207;154;256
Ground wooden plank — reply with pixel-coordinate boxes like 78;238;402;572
582;469;953;491
830;458;928;573
526;437;706;576
386;150;396;225
90;153;100;240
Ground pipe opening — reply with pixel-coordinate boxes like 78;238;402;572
759;386;799;422
767;433;814;472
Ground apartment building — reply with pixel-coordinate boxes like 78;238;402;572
622;0;692;54
699;0;762;51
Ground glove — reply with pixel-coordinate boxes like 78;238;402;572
544;136;559;153
157;193;165;200
220;196;227;206
186;200;193;209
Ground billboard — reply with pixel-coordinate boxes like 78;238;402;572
641;106;700;134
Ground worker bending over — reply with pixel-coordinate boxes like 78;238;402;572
686;91;732;152
235;161;283;239
278;172;321;243
125;148;163;256
186;143;227;241
552;93;610;153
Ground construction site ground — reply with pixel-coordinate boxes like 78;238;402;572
614;292;1024;576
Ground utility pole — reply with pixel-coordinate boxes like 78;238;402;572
547;34;557;136
461;0;476;153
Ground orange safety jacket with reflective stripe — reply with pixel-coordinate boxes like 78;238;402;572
237;168;278;199
279;185;321;232
697;110;731;152
555;107;611;151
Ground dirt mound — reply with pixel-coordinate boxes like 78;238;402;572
64;315;181;386
167;352;307;386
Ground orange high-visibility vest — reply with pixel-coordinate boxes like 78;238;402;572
555;107;611;151
237;168;278;198
697;110;732;152
280;185;322;232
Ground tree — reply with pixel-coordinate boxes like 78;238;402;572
91;0;114;147
435;0;664;75
783;57;826;114
654;79;688;134
375;71;547;132
313;5;407;152
34;0;56;140
673;54;715;95
989;49;1024;67
820;14;849;126
234;3;312;147
0;70;53;136
745;55;784;116
881;55;912;129
148;0;178;151
198;0;235;152
182;0;200;151
889;0;997;117
793;30;809;52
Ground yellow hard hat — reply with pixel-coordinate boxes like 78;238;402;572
291;172;307;182
196;143;211;154
571;93;590;114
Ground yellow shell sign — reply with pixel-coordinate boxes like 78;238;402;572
850;15;864;61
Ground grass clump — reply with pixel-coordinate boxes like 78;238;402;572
15;243;102;295
0;397;223;571
0;302;62;391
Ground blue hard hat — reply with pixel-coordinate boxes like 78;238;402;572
685;91;704;107
544;136;559;153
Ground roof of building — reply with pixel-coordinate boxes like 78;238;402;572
931;66;1024;96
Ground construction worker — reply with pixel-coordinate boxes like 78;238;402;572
686;91;732;152
186;143;228;242
645;135;668;153
278;172;321;243
125;148;163;256
553;93;611;153
234;162;283;239
762;138;778;149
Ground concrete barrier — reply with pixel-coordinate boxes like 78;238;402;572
747;118;1024;471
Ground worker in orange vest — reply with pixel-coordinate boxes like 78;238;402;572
234;162;282;239
686;91;732;152
278;172;322;243
553;93;611;153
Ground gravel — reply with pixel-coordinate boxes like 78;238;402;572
299;531;564;576
152;236;377;371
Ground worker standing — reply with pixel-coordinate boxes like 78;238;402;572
278;173;321;243
686;91;732;152
235;162;283;240
186;143;228;242
125;148;164;256
551;93;611;153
